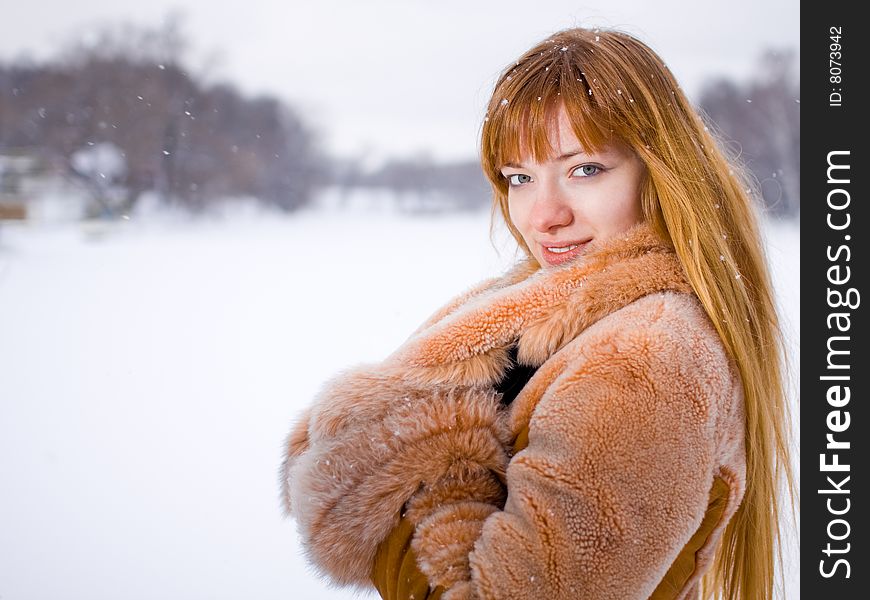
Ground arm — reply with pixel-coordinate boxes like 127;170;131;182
282;364;513;588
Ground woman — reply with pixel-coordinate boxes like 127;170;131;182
281;27;795;600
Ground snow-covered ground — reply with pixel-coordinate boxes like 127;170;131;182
0;197;799;599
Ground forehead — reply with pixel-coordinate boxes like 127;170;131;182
547;107;583;151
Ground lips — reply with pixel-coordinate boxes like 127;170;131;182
539;240;592;266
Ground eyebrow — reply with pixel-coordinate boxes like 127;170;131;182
502;148;587;169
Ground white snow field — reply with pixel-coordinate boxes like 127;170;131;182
0;195;799;599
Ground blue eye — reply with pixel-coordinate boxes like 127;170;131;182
573;164;601;177
508;174;532;186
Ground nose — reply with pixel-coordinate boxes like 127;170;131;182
528;181;574;233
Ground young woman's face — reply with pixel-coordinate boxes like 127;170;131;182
501;105;646;268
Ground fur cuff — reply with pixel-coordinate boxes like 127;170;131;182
283;367;511;586
442;581;476;600
411;501;497;590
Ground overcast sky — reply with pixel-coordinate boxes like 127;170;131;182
2;1;799;163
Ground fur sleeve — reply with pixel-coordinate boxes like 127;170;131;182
422;306;742;600
281;363;512;587
279;406;313;516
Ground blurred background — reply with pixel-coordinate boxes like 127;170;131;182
0;1;799;599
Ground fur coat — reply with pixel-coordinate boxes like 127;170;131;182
280;222;746;600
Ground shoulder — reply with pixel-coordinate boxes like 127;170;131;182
575;290;732;381
537;291;740;428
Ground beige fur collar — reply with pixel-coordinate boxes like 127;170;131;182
384;222;694;388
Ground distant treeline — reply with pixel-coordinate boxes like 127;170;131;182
0;19;321;216
0;19;798;218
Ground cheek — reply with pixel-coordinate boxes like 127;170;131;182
625;164;646;223
622;194;644;224
609;176;644;228
630;182;645;222
507;199;532;241
612;198;642;231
